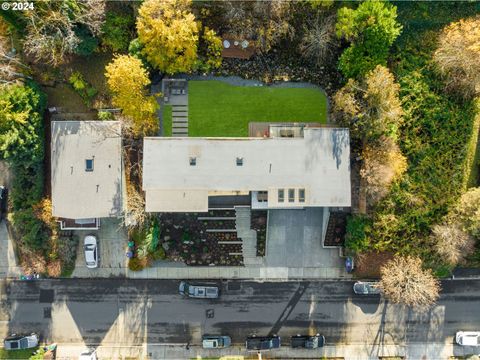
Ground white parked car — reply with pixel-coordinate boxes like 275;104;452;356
84;235;98;269
79;349;97;360
4;333;39;350
456;331;480;346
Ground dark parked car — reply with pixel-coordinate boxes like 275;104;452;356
291;334;325;349
246;335;281;351
4;333;39;350
0;186;7;219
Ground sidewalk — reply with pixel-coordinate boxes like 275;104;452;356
54;342;466;360
71;265;351;280
0;220;22;278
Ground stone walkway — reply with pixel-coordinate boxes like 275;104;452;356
235;206;263;266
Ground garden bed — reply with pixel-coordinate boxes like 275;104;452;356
159;213;243;266
251;210;267;256
324;212;348;247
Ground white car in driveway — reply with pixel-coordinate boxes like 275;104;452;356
84;235;98;269
456;331;480;346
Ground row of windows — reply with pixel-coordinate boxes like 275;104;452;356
190;157;243;166
278;188;305;203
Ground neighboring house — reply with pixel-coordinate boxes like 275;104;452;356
51;121;123;230
142;127;351;217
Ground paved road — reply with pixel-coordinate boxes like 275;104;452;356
0;279;479;351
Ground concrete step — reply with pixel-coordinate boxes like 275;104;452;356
173;118;188;123
172;124;188;129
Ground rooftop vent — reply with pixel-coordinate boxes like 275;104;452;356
236;157;243;166
189;157;196;166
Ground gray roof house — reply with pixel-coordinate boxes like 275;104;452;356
142;127;351;213
51;121;123;229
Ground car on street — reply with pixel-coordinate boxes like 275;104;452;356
84;235;98;269
79;348;97;360
0;186;7;219
3;333;39;350
246;335;281;351
202;335;231;349
290;334;325;349
178;281;219;298
353;281;381;295
456;331;480;346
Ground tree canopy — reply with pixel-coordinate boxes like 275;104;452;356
434;16;480;99
137;0;199;74
105;54;158;137
0;83;46;165
336;0;402;79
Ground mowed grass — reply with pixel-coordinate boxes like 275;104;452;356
187;80;327;137
0;348;38;359
162;104;172;136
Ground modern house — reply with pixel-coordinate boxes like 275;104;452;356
51;121;124;230
142;126;351;216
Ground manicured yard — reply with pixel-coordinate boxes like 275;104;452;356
162;104;172;136
0;348;39;359
184;80;327;137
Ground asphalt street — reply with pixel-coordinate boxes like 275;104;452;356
0;279;479;350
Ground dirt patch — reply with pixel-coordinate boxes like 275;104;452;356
354;251;394;279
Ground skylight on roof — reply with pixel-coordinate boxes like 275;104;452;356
85;159;94;172
189;157;196;166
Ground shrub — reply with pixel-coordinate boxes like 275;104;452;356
345;215;371;252
128;257;148;271
74;25;99;56
68;71;97;106
150;247;166;261
101;11;135;52
97;110;113;120
10;208;49;250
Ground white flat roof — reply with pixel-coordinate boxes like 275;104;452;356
143;127;350;211
51;121;123;219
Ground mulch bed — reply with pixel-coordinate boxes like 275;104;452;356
251;210;267;256
354;251;394;279
324;212;348;247
159;212;243;266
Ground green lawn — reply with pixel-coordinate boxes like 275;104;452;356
162;104;172;136
0;348;39;359
178;80;327;137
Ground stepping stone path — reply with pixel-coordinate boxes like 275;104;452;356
172;104;188;137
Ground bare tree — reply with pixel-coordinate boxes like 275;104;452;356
431;223;475;265
433;16;480;99
455;187;480;237
299;15;337;67
360;136;407;206
0;21;29;85
379;256;440;308
22;0;105;66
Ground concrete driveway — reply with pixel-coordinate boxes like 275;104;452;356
72;218;128;277
265;208;344;269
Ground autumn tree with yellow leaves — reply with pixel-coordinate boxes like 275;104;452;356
434;16;480;99
137;0;199;74
105;54;158;137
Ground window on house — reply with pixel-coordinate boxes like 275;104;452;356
236;157;243;166
288;188;295;202
257;191;267;202
85;159;94;172
189;157;196;166
278;189;284;203
299;188;305;203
